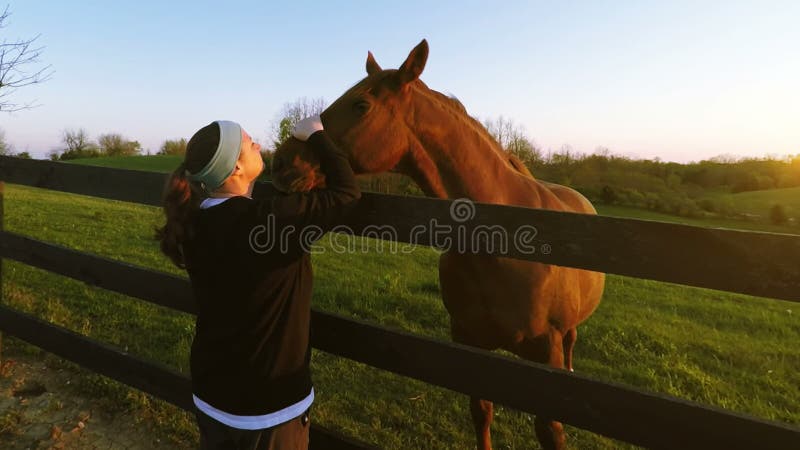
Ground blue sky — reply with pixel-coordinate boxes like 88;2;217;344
1;1;798;162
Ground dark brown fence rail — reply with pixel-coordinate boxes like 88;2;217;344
2;156;798;302
1;155;799;449
0;306;374;450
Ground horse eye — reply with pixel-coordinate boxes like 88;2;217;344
353;100;371;115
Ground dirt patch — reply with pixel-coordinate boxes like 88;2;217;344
0;352;183;450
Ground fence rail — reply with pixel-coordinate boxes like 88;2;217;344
1;155;799;449
0;305;375;450
1;156;798;302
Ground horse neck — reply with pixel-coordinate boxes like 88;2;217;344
401;89;539;205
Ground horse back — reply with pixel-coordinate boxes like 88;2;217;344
537;180;597;215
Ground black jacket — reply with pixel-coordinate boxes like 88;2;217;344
184;131;360;415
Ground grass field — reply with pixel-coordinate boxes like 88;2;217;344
63;154;184;173
597;204;800;235
699;186;800;221
1;156;798;449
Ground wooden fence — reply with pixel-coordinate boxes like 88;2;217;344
0;155;798;449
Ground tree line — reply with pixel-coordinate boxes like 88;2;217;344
44;129;187;160
0;126;189;160
3;95;797;226
527;149;799;222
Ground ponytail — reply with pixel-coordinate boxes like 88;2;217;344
156;162;204;268
155;122;222;269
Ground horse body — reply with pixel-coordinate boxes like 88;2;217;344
273;39;605;450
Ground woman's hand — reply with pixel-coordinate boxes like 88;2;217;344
292;115;324;142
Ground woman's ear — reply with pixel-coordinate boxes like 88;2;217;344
232;161;245;176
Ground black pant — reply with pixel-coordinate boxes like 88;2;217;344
195;406;311;450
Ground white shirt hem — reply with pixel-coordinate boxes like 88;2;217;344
193;388;314;430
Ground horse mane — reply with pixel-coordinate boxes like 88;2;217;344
417;84;535;180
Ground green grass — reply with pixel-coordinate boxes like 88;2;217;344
597;205;800;235
1;157;799;449
63;154;276;184
699;186;800;220
63;154;184;173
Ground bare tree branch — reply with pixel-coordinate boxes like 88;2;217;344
268;97;328;149
0;5;54;112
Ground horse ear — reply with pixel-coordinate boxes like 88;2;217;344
397;39;429;85
366;51;382;75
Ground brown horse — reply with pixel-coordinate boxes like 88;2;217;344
272;40;605;450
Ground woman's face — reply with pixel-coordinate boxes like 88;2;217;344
238;129;263;182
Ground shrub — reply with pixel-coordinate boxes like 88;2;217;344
98;133;141;156
59;147;102;160
770;204;788;225
600;185;618;204
160;138;187;156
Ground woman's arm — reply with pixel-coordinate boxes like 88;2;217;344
264;115;360;233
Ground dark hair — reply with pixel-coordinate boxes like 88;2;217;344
155;122;220;268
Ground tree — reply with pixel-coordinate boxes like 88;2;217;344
274;117;293;149
0;5;53;112
63;128;93;152
98;133;141;156
261;150;273;176
159;138;187;155
59;128;100;160
269;97;327;149
483;116;542;167
0;127;9;155
506;135;542;166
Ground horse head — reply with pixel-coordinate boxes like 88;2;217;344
272;40;430;192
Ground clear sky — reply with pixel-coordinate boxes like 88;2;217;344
1;0;798;162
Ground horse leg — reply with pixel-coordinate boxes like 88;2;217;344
470;398;494;450
562;328;577;372
451;322;495;450
514;329;567;450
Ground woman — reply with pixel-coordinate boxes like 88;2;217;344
156;116;360;449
